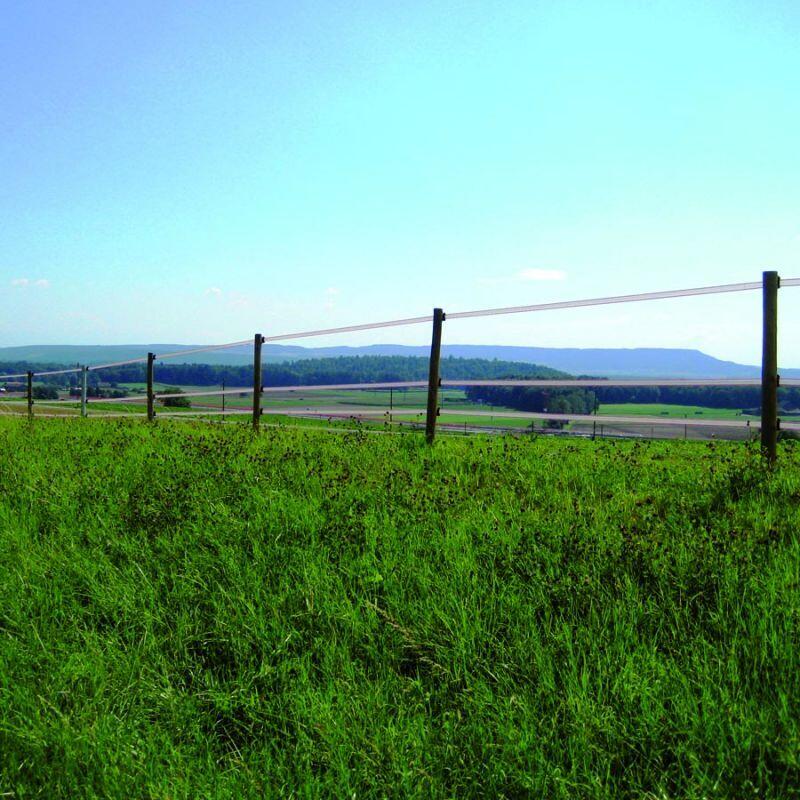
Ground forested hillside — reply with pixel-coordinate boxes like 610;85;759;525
0;356;566;388
6;354;800;412
465;383;800;414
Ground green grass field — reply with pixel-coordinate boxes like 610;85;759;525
1;417;799;798
598;403;755;419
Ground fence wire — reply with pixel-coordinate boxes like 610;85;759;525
3;275;800;442
4;275;799;379
273;405;769;430
446;280;765;321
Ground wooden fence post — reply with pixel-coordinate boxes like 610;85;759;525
27;371;33;418
81;366;88;418
761;271;780;463
425;308;445;443
147;352;156;422
253;333;264;430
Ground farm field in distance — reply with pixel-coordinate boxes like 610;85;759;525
597;403;757;419
2;386;536;429
0;384;763;440
1;416;798;798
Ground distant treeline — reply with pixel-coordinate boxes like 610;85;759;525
4;355;800;412
465;384;800;414
0;356;565;388
593;384;799;409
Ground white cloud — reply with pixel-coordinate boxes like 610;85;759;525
325;287;340;296
11;277;50;288
205;286;223;297
516;268;567;282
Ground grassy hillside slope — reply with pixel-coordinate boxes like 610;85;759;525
1;419;799;798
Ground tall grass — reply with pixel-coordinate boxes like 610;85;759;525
1;417;798;798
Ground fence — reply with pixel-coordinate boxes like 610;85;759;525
2;271;799;462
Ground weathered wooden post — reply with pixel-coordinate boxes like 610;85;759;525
253;333;264;430
26;371;33;418
81;366;88;417
761;271;780;463
146;352;156;422
425;308;445;443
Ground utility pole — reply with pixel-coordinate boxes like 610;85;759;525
425;308;445;444
26;371;33;418
147;353;155;422
253;333;264;430
81;366;88;418
761;271;779;464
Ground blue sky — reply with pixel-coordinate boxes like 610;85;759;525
2;0;799;363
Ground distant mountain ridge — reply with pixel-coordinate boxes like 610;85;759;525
1;343;796;379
